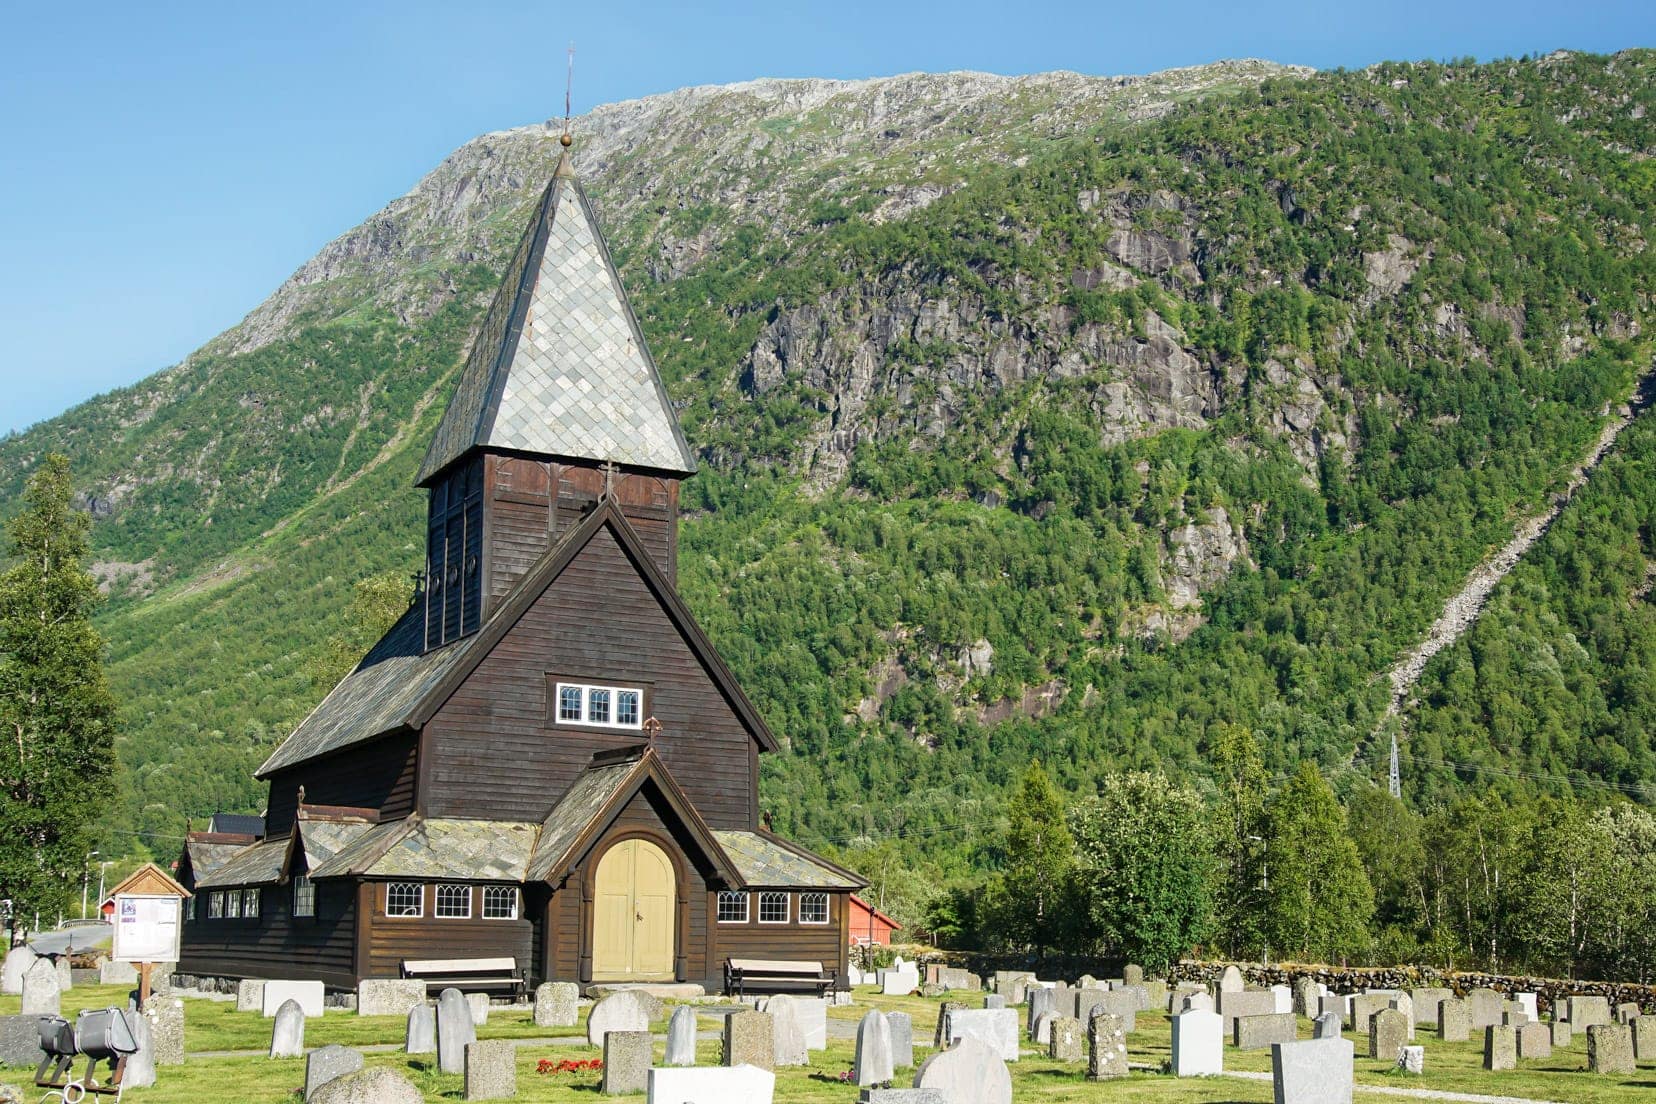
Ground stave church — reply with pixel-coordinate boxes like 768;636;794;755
175;136;861;994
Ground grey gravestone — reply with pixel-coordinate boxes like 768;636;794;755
1389;994;1416;1040
948;1008;1019;1062
1031;1010;1054;1045
765;995;808;1067
1;947;35;996
932;1001;964;1049
1314;1012;1343;1039
405;1003;435;1054
1369;1008;1407;1061
914;1038;1011;1104
1502;1009;1529;1027
984;994;1005;1010
236;979;266;1014
436;987;476;1075
1410;988;1452;1027
724;1010;774;1071
860;1092;947;1104
887;1012;914;1070
1076;973;1097;988
1633;1016;1654;1061
1518;1020;1552;1059
1122;964;1144;986
1073;987;1108;1023
587;989;651;1047
1293;977;1318;1017
122;1011;156;1089
1569;995;1612;1028
1616;1001;1640;1025
1237;1011;1296;1050
1048;1014;1082;1062
98;959;138;986
1483;1024;1516;1071
1551;1019;1572;1048
1087;1012;1128;1080
357;979;425;1018
601;1031;650;1095
304;1044;364;1102
269;998;306;1059
1092;989;1138;1032
665;1005;698;1066
1026;986;1056;1034
0;1014;43;1067
854;1010;893;1086
1172;1008;1222;1076
465;993;490;1026
1397;1045;1424;1074
1587;1023;1634;1074
1218;988;1273;1029
1272;1037;1353;1104
533;981;578;1028
1439;997;1470;1043
1468;988;1503;1029
146;998;185;1065
310;1068;425;1104
1183;990;1215;1014
1144;979;1168;1011
1349;992;1391;1034
20;959;60;1015
54;956;72;992
1116;983;1151;1013
1219;965;1245;993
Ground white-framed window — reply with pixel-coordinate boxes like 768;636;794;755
225;888;243;919
435;884;472;919
386;882;423;918
243;887;261;919
207;892;223;920
716;890;749;923
482;886;519;920
553;682;645;730
799;892;829;925
293;875;315;918
758;891;790;924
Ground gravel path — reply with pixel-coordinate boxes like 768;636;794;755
1229;1070;1564;1104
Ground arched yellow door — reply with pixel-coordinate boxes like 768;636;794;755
591;839;675;980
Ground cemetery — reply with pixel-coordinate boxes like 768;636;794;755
4;956;1656;1102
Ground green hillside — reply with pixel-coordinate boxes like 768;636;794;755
2;52;1653;870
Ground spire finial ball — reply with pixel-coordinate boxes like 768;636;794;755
560;133;572;147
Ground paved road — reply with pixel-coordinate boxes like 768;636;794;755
25;924;112;956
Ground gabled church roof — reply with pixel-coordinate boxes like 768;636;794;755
417;150;697;484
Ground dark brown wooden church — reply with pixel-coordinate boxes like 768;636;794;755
176;144;861;994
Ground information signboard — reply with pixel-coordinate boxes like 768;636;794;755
113;893;182;964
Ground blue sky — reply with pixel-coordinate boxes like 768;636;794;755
2;1;1652;435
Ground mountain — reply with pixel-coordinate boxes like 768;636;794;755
2;52;1653;866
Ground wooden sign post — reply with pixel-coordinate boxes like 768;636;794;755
107;863;191;1008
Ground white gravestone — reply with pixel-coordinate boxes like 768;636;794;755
947;1008;1019;1062
263;979;325;1018
915;1037;1013;1104
648;1064;775;1104
1272;1037;1354;1104
1172;1008;1223;1077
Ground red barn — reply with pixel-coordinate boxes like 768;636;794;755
847;895;902;946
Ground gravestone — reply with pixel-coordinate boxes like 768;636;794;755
984;994;1005;1010
1409;988;1452;1027
602;1031;651;1095
1438;998;1470;1043
304;1045;364;1102
1182;990;1215;1014
1218;988;1274;1029
648;1065;776;1104
20;959;60;1015
1115;983;1151;1012
1483;1024;1516;1071
405;1003;435;1054
1048;1014;1082;1062
792;997;828;1050
1072;987;1108;1023
146;998;185;1065
1027;986;1056;1034
588;990;652;1047
1314;1012;1343;1039
1587;1023;1634;1074
98;959;138;986
880;964;920;995
1317;994;1347;1023
1271;984;1293;1015
1349;992;1392;1034
122;1011;156;1089
54;956;72;992
1634;1016;1654;1061
310;1068;424;1104
1518;1020;1552;1059
1271;1037;1354;1104
1219;965;1244;993
357;979;425;1018
939;967;980;991
765;995;808;1066
1122;964;1144;986
465;993;490;1026
1389;994;1416;1040
1568;995;1612;1028
1077;973;1096;988
1397;1045;1424;1075
1031;1010;1054;1045
1237;1012;1296;1050
1087;1012;1128;1079
854;1010;893;1086
263;979;325;1018
725;1010;775;1071
1144;977;1168;1012
1171;1008;1222;1076
1616;1002;1641;1025
933;1001;964;1048
436;987;476;1075
1467;987;1503;1029
1171;983;1204;1011
1369;1008;1408;1062
1502;1009;1529;1027
269;998;306;1059
236;979;266;1013
1516;992;1539;1020
887;1012;914;1069
665;1006;698;1066
0;947;35;996
914;1038;1012;1104
1091;989;1137;1032
1551;1018;1572;1047
0;1014;43;1066
948;1008;1020;1061
533;981;578;1028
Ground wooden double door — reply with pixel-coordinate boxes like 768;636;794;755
591;838;675;980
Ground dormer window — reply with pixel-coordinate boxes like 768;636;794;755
553;682;644;730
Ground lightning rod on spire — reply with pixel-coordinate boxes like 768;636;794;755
561;44;575;148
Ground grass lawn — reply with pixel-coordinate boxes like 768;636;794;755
4;985;1656;1102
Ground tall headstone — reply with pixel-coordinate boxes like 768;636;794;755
436;987;476;1075
914;1037;1012;1104
1218;965;1245;993
1633;1016;1654;1061
1171;1008;1222;1076
1388;994;1415;1040
601;1031;651;1095
1587;1023;1635;1074
405;1003;436;1054
854;1010;894;1087
724;1010;774;1072
665;1006;698;1066
587;990;652;1047
763;995;808;1067
122;1010;156;1089
146;998;185;1065
1027;986;1056;1035
1483;1024;1516;1071
54;956;72;992
1517;1021;1552;1059
1122;964;1144;986
20;958;60;1015
1467;988;1503;1029
270;998;306;1059
1314;1012;1343;1039
1272;1037;1353;1104
0;946;36;996
1293;978;1318;1017
1369;1008;1408;1062
1438;998;1470;1043
887;1012;914;1070
1092;989;1138;1033
1568;995;1612;1029
533;981;579;1028
1087;1012;1128;1080
305;1045;364;1102
1048;1014;1082;1062
1349;992;1392;1034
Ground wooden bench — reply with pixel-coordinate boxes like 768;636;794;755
724;957;834;998
401;956;526;999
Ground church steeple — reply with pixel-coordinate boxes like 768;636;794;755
418;142;696;650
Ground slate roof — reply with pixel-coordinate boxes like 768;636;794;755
308;816;540;881
194;836;288;888
524;757;640;882
713;831;865;890
293;818;377;873
417;150;696;484
184;840;246;882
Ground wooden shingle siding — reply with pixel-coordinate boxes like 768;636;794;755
363;881;533;979
178;880;357;989
265;732;418;835
422;527;755;828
